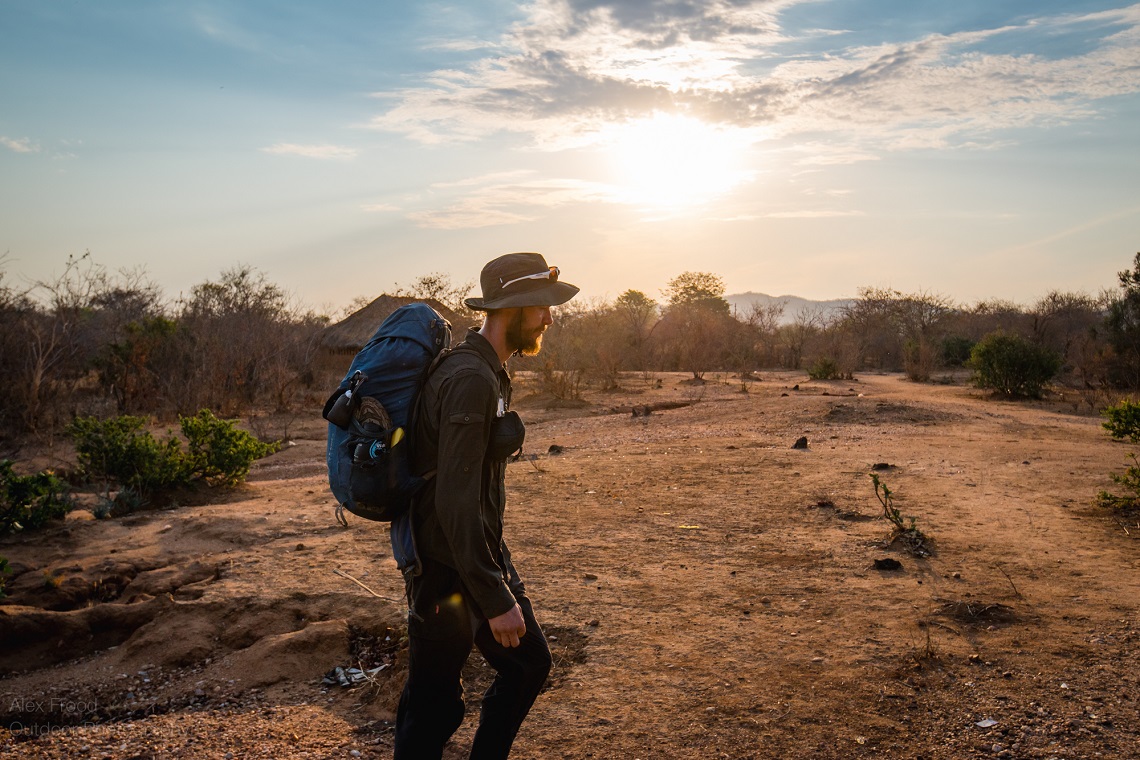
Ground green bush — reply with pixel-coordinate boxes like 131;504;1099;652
1101;399;1140;442
180;409;278;486
967;332;1061;398
68;411;277;498
68;415;190;493
807;357;842;381
1097;453;1140;515
940;335;976;368
870;473;931;557
0;460;74;535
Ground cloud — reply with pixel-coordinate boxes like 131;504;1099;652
408;175;613;229
371;0;793;147
261;143;358;160
360;203;401;213
765;210;865;218
1;136;39;154
791;143;880;166
370;1;1140;152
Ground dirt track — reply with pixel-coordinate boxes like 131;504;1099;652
2;371;1138;759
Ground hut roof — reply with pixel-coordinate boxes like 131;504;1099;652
320;295;471;353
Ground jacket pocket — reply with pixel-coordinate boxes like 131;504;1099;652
447;411;485;425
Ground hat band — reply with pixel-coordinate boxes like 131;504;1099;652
501;266;559;290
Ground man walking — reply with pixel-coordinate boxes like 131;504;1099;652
395;252;579;759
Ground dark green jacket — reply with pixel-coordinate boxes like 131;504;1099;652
410;329;518;619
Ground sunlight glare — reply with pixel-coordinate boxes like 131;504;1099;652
603;113;756;210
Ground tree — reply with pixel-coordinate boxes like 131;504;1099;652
660;272;732;380
835;287;953;378
1032;290;1104;386
968;332;1062;398
780;306;825;371
1104;253;1140;387
613;290;658;371
662;271;730;315
393;271;476;323
176;266;323;414
741;301;785;369
184;265;289;320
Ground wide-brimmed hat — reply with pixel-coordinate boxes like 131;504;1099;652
464;252;579;311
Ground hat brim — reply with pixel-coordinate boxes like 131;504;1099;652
465;281;580;311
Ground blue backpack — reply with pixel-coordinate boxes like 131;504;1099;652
323;303;452;573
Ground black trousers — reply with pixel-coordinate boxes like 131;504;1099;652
394;560;552;760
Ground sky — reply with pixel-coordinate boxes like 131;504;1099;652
2;0;1139;313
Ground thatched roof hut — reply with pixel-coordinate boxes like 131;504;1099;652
320;296;472;354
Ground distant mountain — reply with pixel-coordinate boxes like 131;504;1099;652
726;292;855;325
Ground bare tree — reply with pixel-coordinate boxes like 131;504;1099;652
743;300;786;368
393;271;477;323
781;306;825;370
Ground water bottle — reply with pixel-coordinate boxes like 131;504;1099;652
352;439;386;468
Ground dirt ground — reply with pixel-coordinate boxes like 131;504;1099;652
1;370;1138;759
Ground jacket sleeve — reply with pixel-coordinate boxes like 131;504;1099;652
433;367;517;619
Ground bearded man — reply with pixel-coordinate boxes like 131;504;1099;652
395;252;579;760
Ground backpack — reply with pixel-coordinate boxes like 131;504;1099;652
323;303;452;554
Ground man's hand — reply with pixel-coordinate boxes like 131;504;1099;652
488;604;526;648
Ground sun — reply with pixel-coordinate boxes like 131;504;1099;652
602;113;756;210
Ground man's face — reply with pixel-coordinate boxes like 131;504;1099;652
508;305;553;356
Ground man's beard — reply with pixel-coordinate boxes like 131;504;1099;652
508;309;545;356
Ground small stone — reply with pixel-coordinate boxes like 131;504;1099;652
792;436;809;449
586;619;599;627
351;751;362;758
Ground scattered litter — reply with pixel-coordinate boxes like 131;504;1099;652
975;718;998;728
322;665;388;688
677;525;703;530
